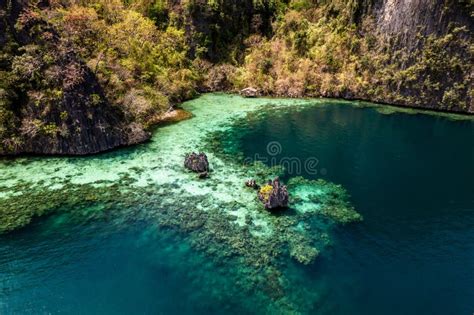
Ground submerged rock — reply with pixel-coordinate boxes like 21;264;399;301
240;87;258;98
184;152;209;175
245;179;260;190
198;171;209;179
258;177;289;210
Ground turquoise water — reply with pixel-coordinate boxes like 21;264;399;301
0;94;473;314
236;103;474;314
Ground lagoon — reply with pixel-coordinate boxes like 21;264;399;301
0;94;473;314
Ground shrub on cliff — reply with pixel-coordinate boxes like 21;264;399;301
0;1;150;155
52;3;198;123
235;2;472;111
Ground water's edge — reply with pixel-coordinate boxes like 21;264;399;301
1;93;472;159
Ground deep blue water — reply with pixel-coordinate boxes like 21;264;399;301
0;219;256;314
238;104;474;314
1;100;473;314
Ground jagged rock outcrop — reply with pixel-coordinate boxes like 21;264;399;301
258;177;289;210
184;152;209;176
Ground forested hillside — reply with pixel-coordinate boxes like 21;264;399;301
0;0;472;155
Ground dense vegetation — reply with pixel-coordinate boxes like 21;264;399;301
236;4;472;110
0;0;472;154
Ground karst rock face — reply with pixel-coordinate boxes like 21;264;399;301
375;0;470;42
258;177;289;210
357;0;472;113
0;0;149;155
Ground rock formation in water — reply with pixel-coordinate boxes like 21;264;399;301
240;87;259;98
245;179;260;190
184;152;209;176
258;177;289;210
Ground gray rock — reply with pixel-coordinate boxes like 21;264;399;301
240;87;258;98
184;152;209;173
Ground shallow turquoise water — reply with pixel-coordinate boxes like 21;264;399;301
0;94;473;314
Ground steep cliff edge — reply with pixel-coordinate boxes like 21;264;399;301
231;0;473;112
375;0;471;41
0;0;150;155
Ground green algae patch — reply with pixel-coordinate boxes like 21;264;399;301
0;178;131;234
288;177;363;224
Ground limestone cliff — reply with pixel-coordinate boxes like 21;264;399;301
354;0;472;111
229;0;472;112
0;0;149;155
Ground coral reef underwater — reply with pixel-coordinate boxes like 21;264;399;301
0;94;362;313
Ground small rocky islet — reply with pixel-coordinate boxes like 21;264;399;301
184;152;210;178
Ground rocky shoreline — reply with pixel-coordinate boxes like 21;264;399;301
236;88;474;115
1;0;471;156
2;93;473;157
0;109;191;157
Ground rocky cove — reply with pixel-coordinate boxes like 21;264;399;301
1;0;472;156
1;93;473;314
